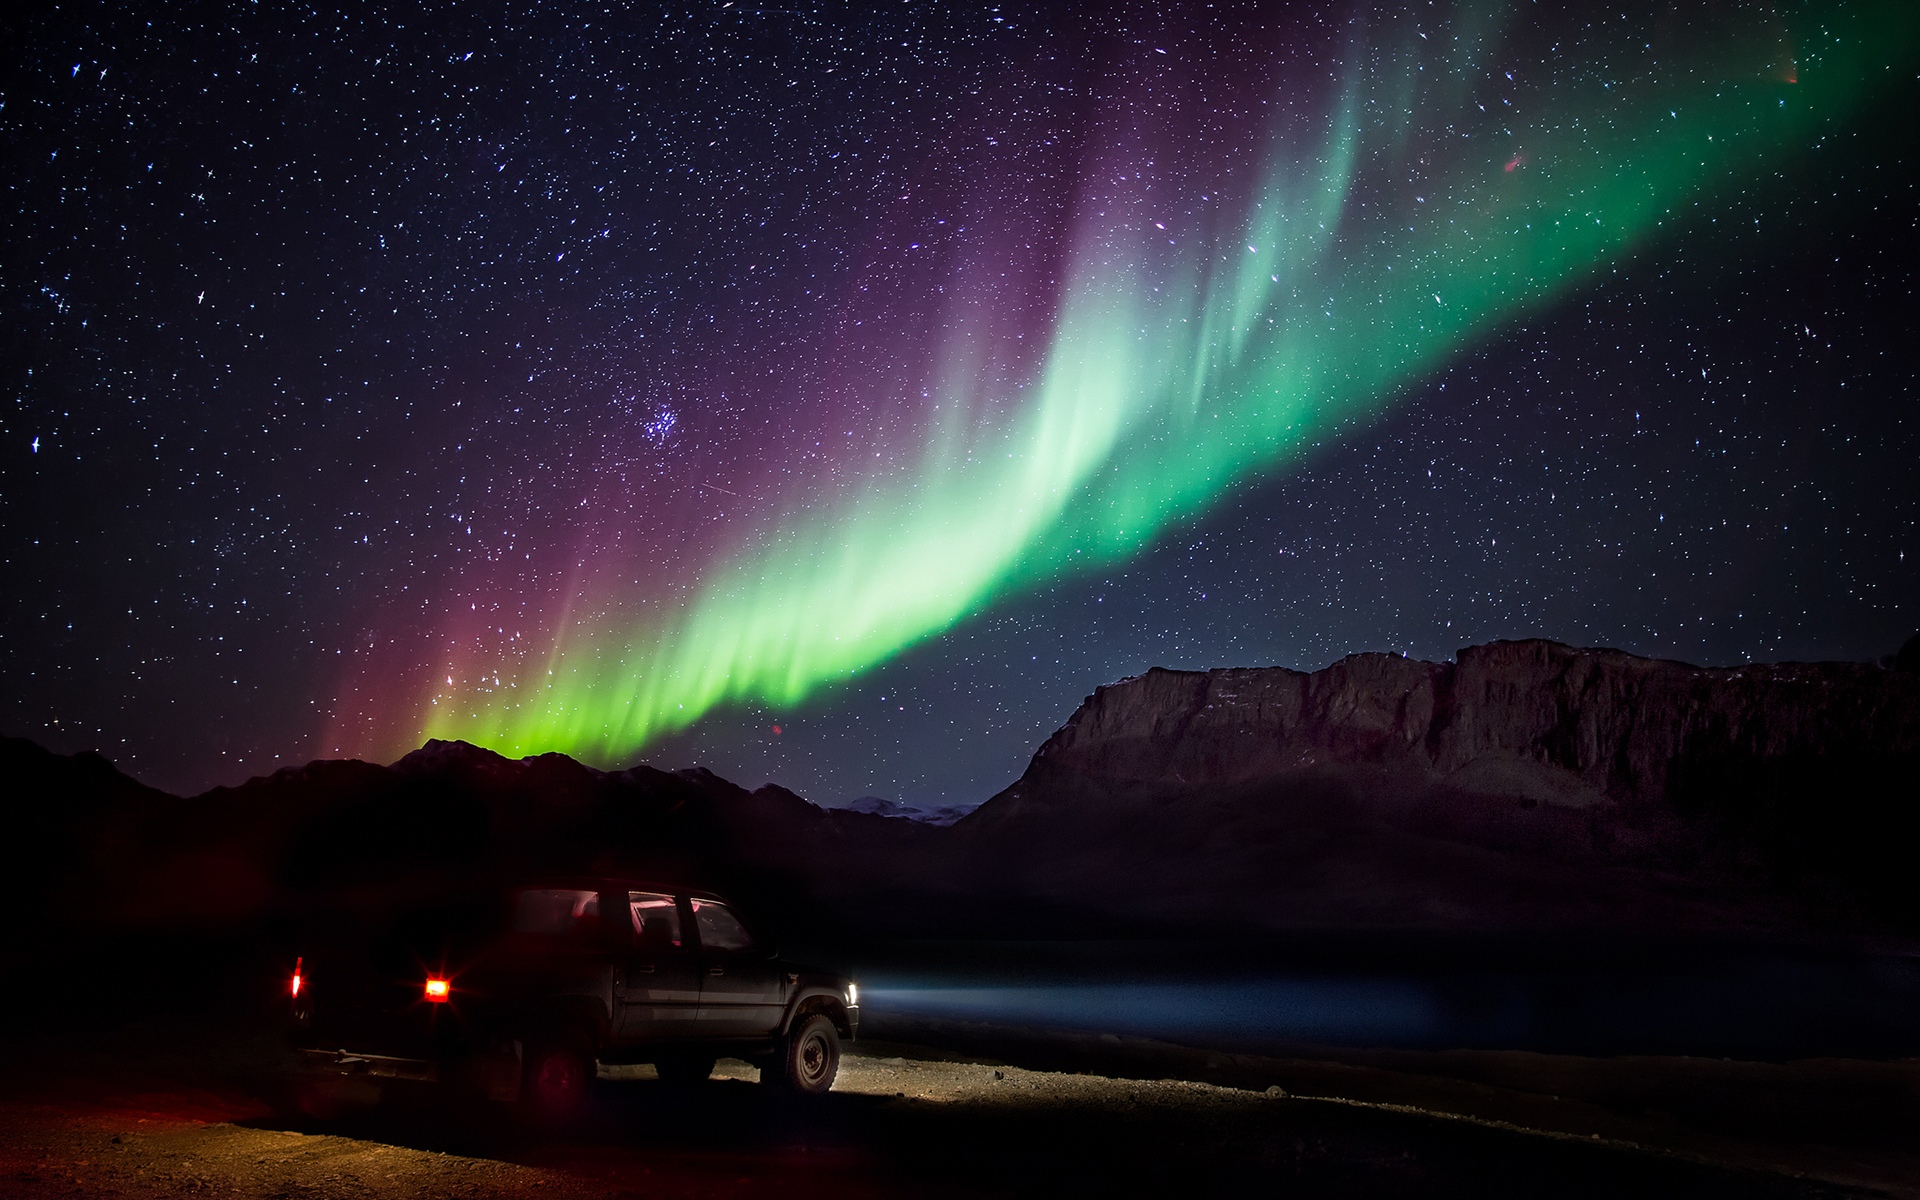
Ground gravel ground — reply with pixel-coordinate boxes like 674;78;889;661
0;1017;1902;1200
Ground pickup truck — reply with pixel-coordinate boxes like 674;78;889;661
287;877;858;1120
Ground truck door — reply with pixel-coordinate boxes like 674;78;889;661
690;898;785;1037
615;891;702;1042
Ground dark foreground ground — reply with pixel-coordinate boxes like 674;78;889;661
1;1003;1916;1200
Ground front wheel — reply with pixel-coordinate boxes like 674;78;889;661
772;1013;840;1096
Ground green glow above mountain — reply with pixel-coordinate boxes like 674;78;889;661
416;2;1916;761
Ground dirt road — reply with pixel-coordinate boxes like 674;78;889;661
0;1015;1902;1199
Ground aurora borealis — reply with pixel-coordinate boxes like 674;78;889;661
419;2;1910;757
6;1;1919;805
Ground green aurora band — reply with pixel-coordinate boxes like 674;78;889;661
420;2;1916;761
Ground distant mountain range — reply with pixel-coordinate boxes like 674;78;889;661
838;796;975;826
5;639;1918;944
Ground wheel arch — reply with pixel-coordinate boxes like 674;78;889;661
503;994;612;1055
783;991;852;1039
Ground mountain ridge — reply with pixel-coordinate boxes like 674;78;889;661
5;638;1918;938
976;639;1920;811
958;639;1920;933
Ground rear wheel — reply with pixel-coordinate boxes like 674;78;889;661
772;1013;840;1096
653;1053;716;1087
519;1032;595;1125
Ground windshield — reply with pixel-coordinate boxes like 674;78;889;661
690;897;755;953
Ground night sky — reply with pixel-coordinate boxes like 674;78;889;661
4;1;1916;809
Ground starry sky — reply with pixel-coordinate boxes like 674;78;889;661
4;0;1917;808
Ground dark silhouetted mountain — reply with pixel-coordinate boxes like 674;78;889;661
0;734;178;944
7;639;1917;945
959;640;1920;934
1895;632;1920;674
0;735;936;943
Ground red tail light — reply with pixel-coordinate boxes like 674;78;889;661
291;956;303;997
424;977;450;1002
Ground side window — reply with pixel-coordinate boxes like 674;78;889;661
627;891;683;950
512;888;601;934
690;898;754;954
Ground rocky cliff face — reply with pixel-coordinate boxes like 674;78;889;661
993;640;1920;810
964;641;1920;933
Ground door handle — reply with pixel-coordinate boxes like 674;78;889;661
708;967;725;976
633;963;656;974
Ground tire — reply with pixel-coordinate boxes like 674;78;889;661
772;1013;840;1096
654;1053;716;1087
519;1032;595;1125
